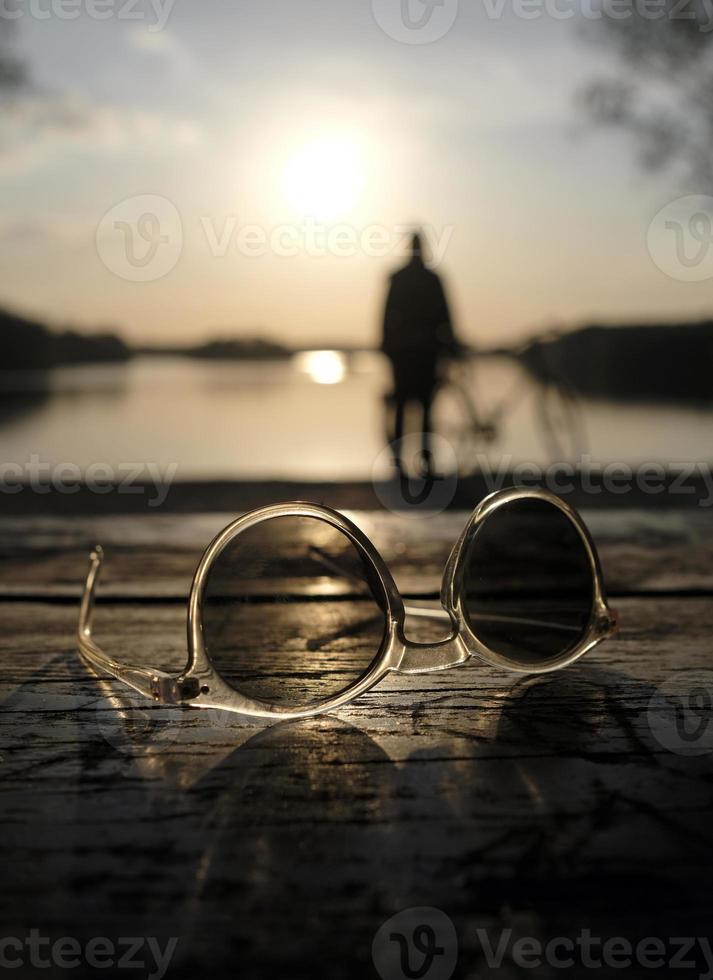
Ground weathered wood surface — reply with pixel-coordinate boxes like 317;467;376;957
1;508;713;597
1;510;713;979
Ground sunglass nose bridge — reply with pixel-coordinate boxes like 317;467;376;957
395;631;469;674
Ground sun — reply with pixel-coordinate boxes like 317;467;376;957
281;135;364;221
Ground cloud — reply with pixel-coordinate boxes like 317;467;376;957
125;24;182;56
0;217;86;252
0;90;201;173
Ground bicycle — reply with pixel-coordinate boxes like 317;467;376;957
434;346;588;473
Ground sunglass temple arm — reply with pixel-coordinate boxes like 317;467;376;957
78;547;199;705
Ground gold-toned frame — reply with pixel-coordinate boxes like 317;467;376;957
77;488;618;722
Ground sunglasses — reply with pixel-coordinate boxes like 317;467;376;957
77;488;617;721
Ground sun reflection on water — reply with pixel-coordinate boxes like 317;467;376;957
294;350;347;385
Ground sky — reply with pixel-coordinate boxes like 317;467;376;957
0;0;711;348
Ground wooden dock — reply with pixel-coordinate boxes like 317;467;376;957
2;506;712;977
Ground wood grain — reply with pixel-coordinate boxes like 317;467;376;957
1;508;712;597
2;510;713;979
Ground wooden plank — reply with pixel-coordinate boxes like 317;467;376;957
2;595;712;972
0;508;712;597
2;594;713;972
1;604;711;843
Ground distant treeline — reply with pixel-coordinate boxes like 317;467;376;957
521;321;713;403
2;303;713;405
0;307;294;371
140;338;292;360
0;308;130;371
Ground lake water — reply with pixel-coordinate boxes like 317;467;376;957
0;353;710;480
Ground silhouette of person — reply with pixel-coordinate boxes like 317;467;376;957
381;230;458;474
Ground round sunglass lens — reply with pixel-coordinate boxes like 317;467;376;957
202;515;387;709
463;498;594;666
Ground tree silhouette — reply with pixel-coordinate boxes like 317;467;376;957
580;0;713;188
0;10;26;92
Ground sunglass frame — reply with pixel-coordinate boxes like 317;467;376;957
77;487;616;721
